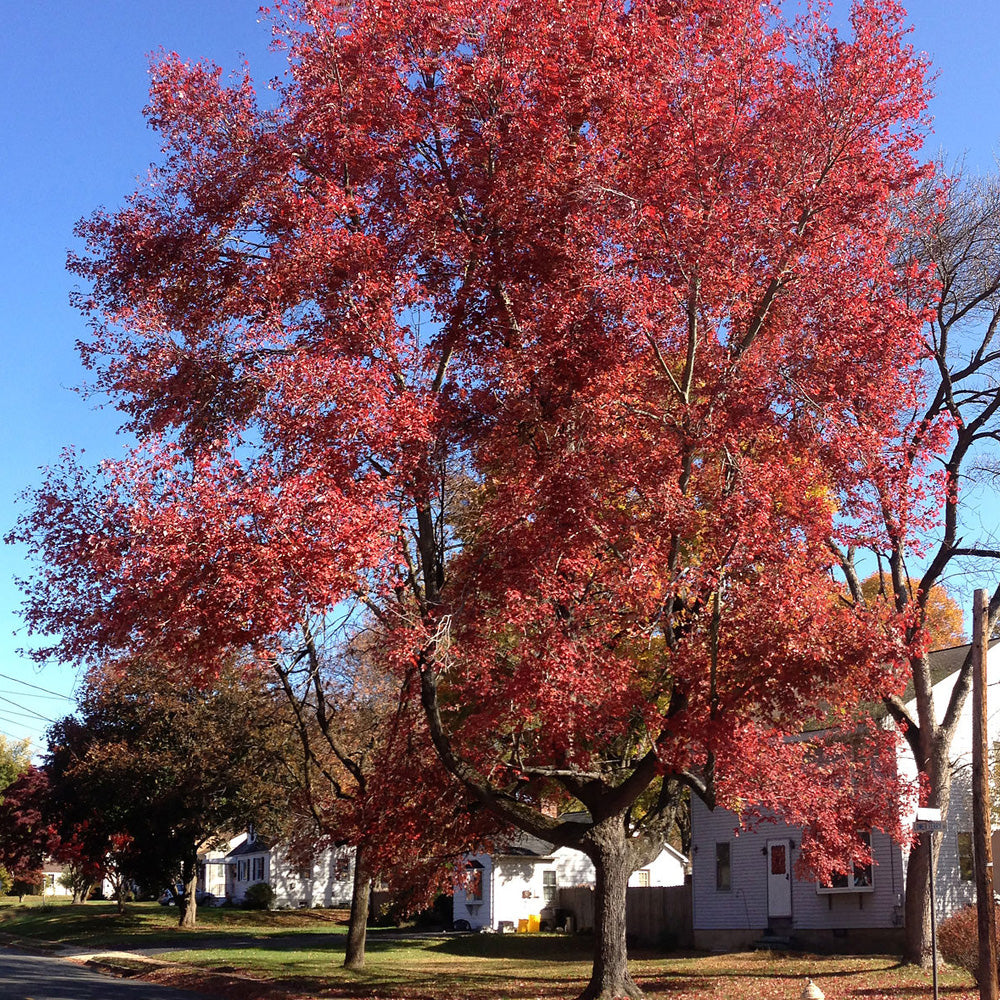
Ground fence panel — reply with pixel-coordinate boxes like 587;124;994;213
556;883;692;949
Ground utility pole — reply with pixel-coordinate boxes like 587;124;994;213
973;587;998;1000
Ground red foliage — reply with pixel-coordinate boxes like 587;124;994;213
10;0;943;992
0;767;60;887
938;906;998;986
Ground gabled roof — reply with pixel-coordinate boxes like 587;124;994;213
803;640;1000;733
900;639;1000;707
490;811;689;865
226;837;271;859
495;832;555;858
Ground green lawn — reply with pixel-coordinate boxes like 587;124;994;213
149;941;978;1000
0;900;978;1000
0;897;347;948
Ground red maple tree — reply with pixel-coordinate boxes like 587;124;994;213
0;767;60;898
12;1;939;995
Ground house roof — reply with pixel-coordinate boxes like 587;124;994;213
491;811;689;865
495;832;555;858
226;837;271;859
800;640;999;734
900;639;1000;705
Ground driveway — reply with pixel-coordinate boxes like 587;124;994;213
0;947;211;999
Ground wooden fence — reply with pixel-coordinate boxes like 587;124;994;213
557;882;692;948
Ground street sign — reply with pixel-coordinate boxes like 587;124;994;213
914;807;945;833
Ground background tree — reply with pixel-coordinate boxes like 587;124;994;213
52;828;105;904
0;736;31;794
12;1;935;996
0;767;60;899
859;573;966;650
833;166;1000;965
276;620;497;969
45;660;294;926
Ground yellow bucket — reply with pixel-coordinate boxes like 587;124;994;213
517;918;529;933
527;914;540;933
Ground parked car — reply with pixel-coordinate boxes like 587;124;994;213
157;885;183;905
158;887;220;906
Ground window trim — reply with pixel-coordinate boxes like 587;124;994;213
465;860;484;902
542;868;557;903
715;842;732;892
816;831;875;894
958;831;974;883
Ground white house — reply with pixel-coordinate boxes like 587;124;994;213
224;830;355;908
40;859;73;899
689;640;1000;952
197;834;244;900
453;828;688;932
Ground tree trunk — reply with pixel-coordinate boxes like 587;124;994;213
72;884;92;905
580;820;643;1000
903;743;953;966
178;853;198;929
344;843;371;971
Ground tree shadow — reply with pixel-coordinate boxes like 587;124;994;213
424;932;592;962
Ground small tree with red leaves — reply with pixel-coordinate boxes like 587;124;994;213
0;767;60;900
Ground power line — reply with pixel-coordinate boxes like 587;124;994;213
0;689;71;701
0;708;56;722
0;672;74;701
0;695;53;724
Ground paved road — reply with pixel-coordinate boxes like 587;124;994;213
0;949;211;1000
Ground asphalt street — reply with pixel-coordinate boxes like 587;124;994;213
0;949;210;999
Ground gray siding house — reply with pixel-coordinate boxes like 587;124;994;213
691;641;1000;952
691;799;905;951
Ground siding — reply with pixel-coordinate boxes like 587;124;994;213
453;852;492;929
226;842;354;908
453;842;687;931
898;643;1000;922
268;845;354;908
691;798;905;931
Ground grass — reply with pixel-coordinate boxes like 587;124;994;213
0;899;978;1000
0;897;348;949
146;942;978;1000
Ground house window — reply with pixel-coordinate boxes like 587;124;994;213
817;832;874;893
334;852;351;881
466;860;484;902
252;857;265;881
543;869;557;903
958;832;974;882
635;870;651;888
715;843;731;891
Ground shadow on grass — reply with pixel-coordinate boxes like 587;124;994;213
423;932;593;962
205;967;592;1000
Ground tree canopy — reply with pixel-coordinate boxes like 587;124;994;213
13;1;938;995
45;660;293;924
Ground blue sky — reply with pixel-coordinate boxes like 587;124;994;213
2;1;1000;751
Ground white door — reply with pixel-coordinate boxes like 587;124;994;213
767;839;792;918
